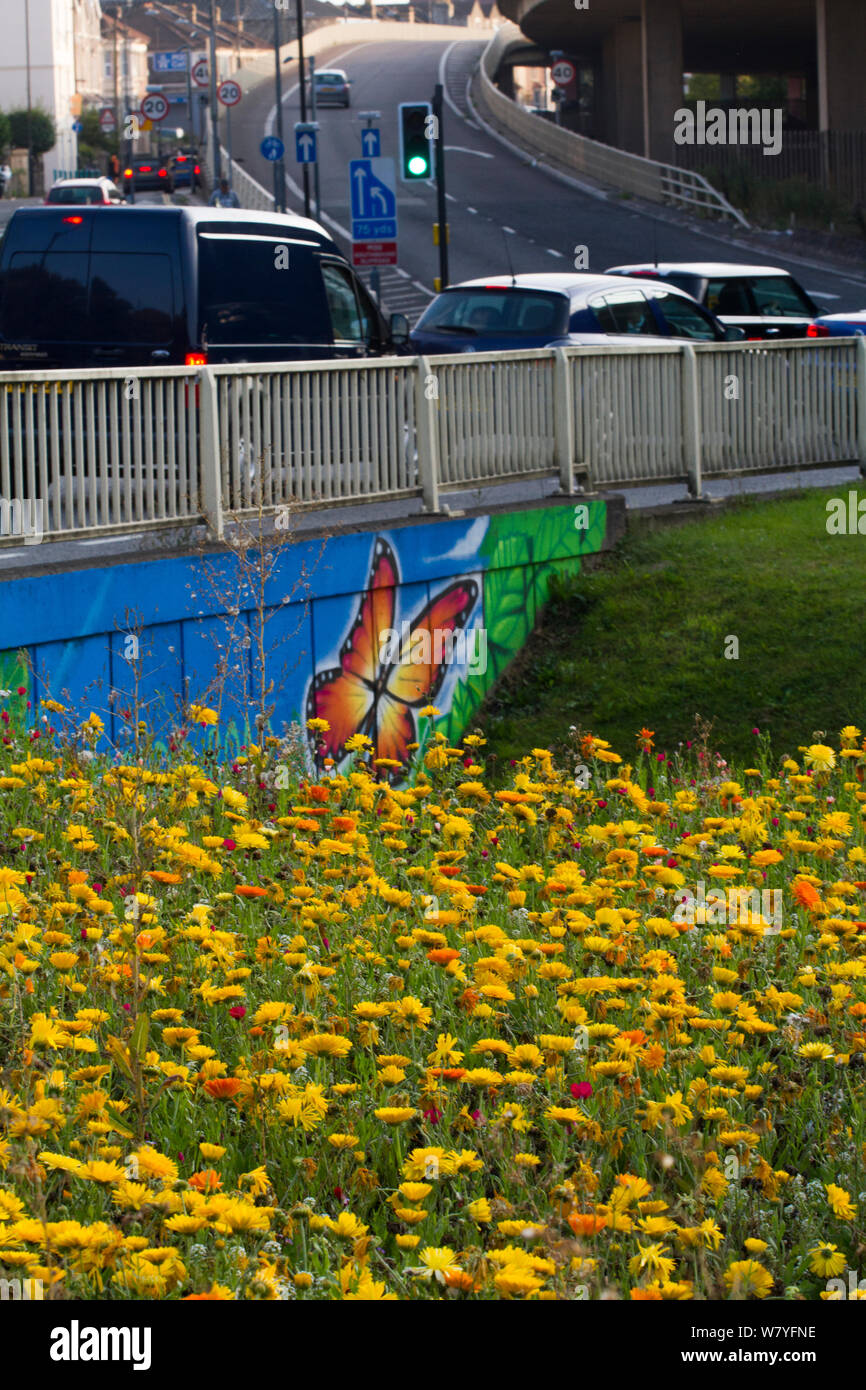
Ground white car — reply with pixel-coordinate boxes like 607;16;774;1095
45;177;126;207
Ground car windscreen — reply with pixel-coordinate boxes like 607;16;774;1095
0;249;175;343
416;288;568;337
316;74;344;84
747;275;816;317
588;289;657;336
197;233;331;344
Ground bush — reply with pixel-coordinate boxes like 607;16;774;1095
7;106;56;156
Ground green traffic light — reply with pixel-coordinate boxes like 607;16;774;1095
408;155;429;176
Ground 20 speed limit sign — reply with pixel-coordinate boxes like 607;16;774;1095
218;79;242;107
551;59;576;86
192;58;209;87
140;92;170;123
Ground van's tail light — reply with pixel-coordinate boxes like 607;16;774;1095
185;351;207;366
194;165;200;174
63;215;84;224
159;169;167;178
807;323;830;338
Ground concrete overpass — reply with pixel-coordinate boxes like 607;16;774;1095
495;0;866;162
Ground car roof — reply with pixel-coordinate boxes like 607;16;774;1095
50;178;113;188
15;204;337;244
443;272;697;299
607;262;792;277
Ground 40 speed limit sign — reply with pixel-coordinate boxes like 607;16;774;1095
140;92;169;123
218;79;242;107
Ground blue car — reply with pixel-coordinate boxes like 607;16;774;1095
808;310;866;338
409;272;742;354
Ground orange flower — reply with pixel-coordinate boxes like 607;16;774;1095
444;1268;479;1292
459;988;480;1013
308;785;331;803
427;948;460;965
640;1044;666;1071
792;879;821;911
332;816;357;832
619;1029;647;1046
428;1067;467;1081
235;885;268;899
148;871;183;884
568;1212;609;1236
437;866;462;879
188;1168;222;1193
636;727;655;752
631;1287;663;1300
204;1078;243;1100
463;885;488;897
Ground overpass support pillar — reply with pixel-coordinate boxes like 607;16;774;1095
601;19;643;156
816;0;866;130
640;0;684;165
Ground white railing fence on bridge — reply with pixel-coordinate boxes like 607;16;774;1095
1;337;864;544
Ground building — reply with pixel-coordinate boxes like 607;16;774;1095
100;10;150;137
73;0;105;107
0;0;79;188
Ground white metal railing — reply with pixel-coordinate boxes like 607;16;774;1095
473;24;749;227
0;338;864;545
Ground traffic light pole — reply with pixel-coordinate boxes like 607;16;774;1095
273;3;286;212
432;83;448;290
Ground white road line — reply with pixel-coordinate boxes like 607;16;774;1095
443;145;494;158
546;248;564;258
466;206;477;214
412;280;434;295
439;41;469;121
502;226;516;234
445;192;456;201
808;290;840;298
394;267;410;277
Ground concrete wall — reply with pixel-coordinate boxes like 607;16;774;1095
0;500;611;775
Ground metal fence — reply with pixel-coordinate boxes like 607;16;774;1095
674;130;866;204
0;338;864;545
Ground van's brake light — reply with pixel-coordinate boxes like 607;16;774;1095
185;352;208;366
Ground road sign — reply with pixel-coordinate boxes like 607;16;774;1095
349;156;397;240
218;79;242;107
551;59;576;86
71;120;83;134
153;50;188;73
360;127;380;157
192;58;209;88
352;240;397;267
260;135;285;162
140;92;170;124
294;123;318;164
99;107;116;134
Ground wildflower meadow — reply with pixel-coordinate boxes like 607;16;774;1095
1;703;864;1304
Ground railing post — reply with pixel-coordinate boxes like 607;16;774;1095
554;346;575;494
681;343;703;500
415;355;440;513
857;335;866;479
198;367;224;540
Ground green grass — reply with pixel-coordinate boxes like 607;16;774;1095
478;486;866;769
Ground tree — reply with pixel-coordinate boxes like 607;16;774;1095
8;106;56;155
0;111;11;156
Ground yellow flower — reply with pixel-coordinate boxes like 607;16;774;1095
826;1184;857;1220
723;1260;774;1298
188;705;218;726
374;1108;417;1124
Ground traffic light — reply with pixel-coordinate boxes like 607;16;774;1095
398;102;432;181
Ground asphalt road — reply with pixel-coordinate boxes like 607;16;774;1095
227;35;866;324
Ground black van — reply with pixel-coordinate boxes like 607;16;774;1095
0;206;409;370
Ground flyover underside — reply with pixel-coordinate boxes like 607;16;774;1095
499;0;866;160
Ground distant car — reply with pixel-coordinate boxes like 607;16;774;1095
310;69;351;107
808;310;866;338
409;272;743;355
45;177;125;206
166;151;201;190
604;261;822;340
122;155;174;193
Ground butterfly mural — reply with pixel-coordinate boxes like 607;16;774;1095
306;537;479;772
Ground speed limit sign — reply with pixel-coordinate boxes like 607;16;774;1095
218;79;242;107
192;58;209;87
551;59;576;86
140;92;169;123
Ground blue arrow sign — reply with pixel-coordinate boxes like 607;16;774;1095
295;128;317;164
360;127;381;157
260;136;285;162
71;120;83;133
350;156;396;218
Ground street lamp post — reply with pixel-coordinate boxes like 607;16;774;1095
296;0;310;217
209;0;220;183
273;3;286;211
24;0;33;195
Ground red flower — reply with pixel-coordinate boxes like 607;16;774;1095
571;1082;593;1100
229;1005;246;1019
222;838;237;850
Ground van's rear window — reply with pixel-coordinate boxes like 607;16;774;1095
197;236;330;344
0;250;173;343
